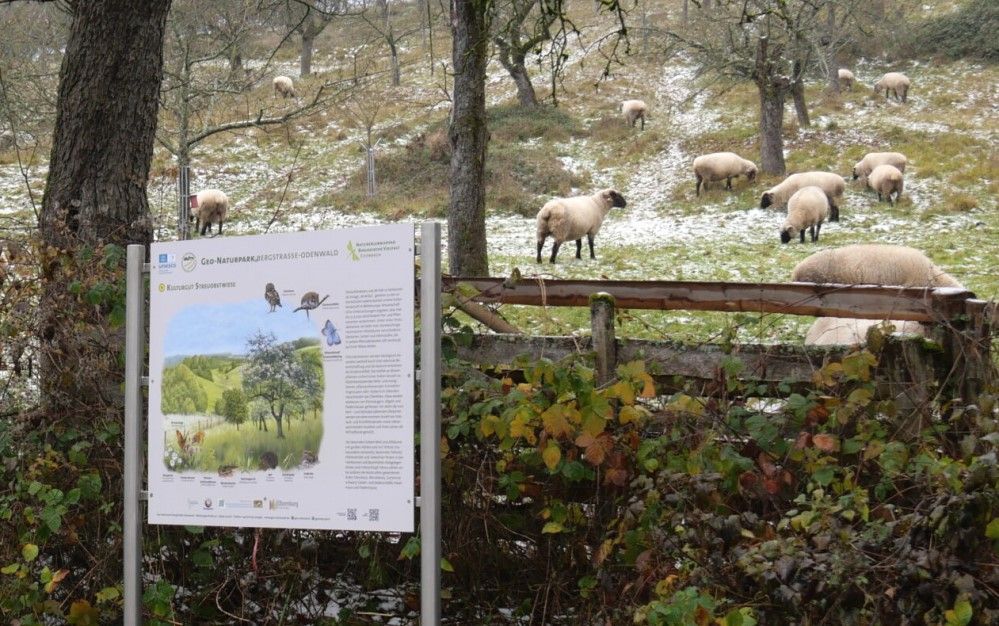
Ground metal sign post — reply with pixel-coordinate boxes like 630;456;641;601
177;166;190;240
419;222;442;624
124;244;147;625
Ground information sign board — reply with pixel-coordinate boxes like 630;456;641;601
147;224;415;531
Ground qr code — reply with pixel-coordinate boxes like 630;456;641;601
347;508;357;521
368;508;379;522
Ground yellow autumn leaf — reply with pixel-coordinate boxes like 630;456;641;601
581;413;606;437
542;522;564;534
640;373;656;398
619;405;643;425
542;404;573;439
609;381;636;405
542;443;562;471
44;568;69;594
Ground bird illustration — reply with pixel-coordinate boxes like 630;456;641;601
293;291;329;319
301;450;318;467
217;465;239;477
264;283;282;312
321;319;341;346
258;451;278;470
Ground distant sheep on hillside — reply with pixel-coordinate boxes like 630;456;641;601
273;75;296;98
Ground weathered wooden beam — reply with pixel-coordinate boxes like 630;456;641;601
441;277;975;322
590;293;616;385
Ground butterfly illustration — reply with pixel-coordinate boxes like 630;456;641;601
321;319;341;346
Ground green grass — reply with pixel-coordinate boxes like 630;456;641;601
166;413;323;473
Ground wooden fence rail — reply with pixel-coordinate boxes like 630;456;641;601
436;277;995;404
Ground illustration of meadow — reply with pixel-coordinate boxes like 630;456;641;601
159;298;327;473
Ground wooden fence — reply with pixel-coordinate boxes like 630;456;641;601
437;277;995;405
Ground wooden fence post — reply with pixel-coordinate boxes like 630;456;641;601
590;292;616;385
877;333;937;440
942;302;993;404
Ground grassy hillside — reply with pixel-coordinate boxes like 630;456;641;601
1;0;995;346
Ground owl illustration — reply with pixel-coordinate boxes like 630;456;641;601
264;283;282;313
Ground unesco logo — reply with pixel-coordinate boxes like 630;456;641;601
181;253;197;272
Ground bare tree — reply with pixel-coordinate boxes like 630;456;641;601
490;0;557;108
284;0;346;76
360;0;420;87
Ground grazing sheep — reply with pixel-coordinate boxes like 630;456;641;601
790;244;964;288
621;99;648;130
760;172;846;221
692;152;758;196
867;163;904;205
780;186;830;244
536;188;627;263
189;189;230;236
805;317;926;346
273;75;296;98
837;68;855;91
852;151;908;181
874;72;910;103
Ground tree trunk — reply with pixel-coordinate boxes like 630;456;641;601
272;405;285;438
754;36;787;176
40;0;170;412
825;5;840;93
758;82;787;175
300;31;314;76
498;48;537;108
389;40;401;86
791;60;810;127
683;0;689;24
448;0;490;276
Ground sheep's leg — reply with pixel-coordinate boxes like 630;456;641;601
829;202;840;222
200;222;209;236
695;175;702;196
799;229;805;243
549;241;561;263
640;115;645;130
218;222;223;235
536;240;544;263
725;177;732;190
586;234;596;259
575;239;583;259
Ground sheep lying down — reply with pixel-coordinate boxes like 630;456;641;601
536;188;627;263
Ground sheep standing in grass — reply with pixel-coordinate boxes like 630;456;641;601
790;244;964;288
692;152;758;196
806;317;926;346
621;100;648;130
273;75;296;98
190;189;230;236
837;68;855;91
874;72;910;103
867;163;905;205
760;172;846;221
852;151;908;182
536;188;627;263
780;186;829;244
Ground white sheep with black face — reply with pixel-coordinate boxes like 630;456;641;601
874;72;910;103
536;188;627;264
273;75;296;98
866;164;905;206
692;152;757;196
621;99;648;129
760;171;846;221
852;151;907;182
780;186;830;244
837;68;855;91
190;189;230;237
791;244;964;288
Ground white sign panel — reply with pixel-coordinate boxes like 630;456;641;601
147;224;415;531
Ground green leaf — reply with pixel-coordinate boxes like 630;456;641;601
184;525;205;535
1;563;20;575
95;586;121;604
399;536;421;560
440;557;454;572
985;517;999;540
191;549;213;568
22;543;39;562
542;521;564;534
812;465;836;486
40;506;63;532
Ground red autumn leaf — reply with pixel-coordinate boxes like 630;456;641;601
763;477;781;495
794;431;812;449
738;471;759;491
605;468;628;487
812;433;840;453
576;432;613;466
757;453;778;477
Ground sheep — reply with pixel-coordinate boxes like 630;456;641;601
805;317;926;346
189;189;229;236
874;72;910;103
621;99;648;130
866;163;904;206
273;75;296;98
760;171;846;221
852;151;908;182
790;244;964;289
780;186;830;244
536;188;627;263
692;152;758;196
837;68;855;91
